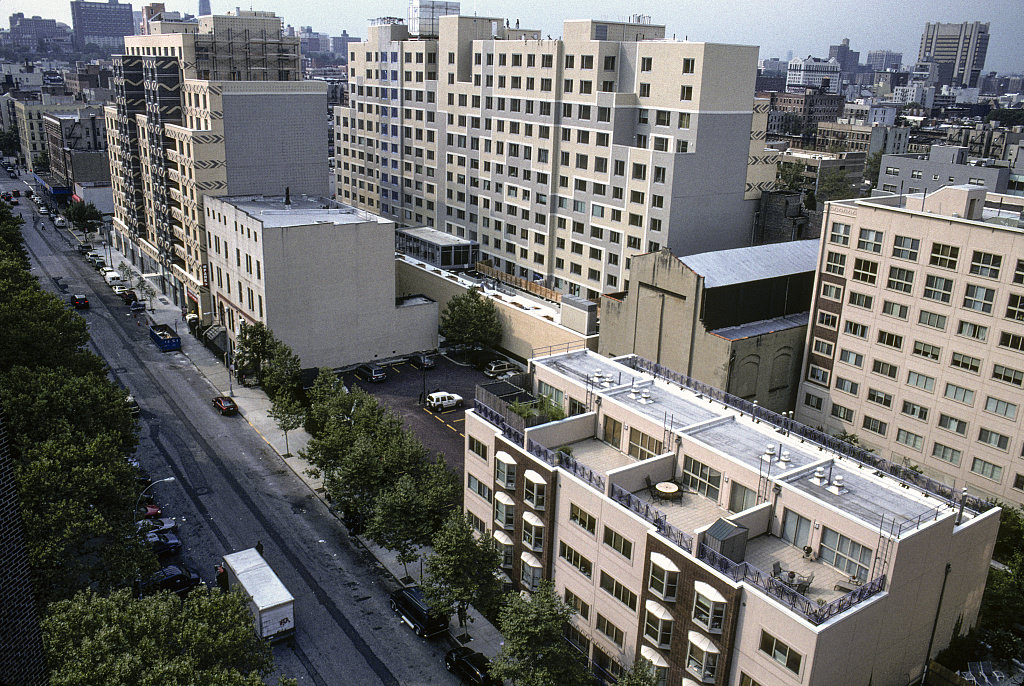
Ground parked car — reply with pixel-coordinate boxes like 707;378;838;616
355;363;387;383
38;206;48;215
71;294;89;309
136;518;177;535
409;353;436;369
53;216;66;227
483;360;519;378
426;391;463;411
7;197;16;205
120;289;139;304
130;300;146;313
389;586;449;638
444;647;500;686
112;284;129;296
138;504;163;519
136;564;201;598
212;396;237;415
76;243;94;254
144;532;182;557
125;394;140;417
12;189;20;196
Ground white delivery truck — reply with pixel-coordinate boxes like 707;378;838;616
222;548;295;641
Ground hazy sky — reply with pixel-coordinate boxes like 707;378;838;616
10;0;1024;74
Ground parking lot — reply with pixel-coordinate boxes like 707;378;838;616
340;354;497;474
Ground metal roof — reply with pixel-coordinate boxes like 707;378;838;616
679;240;819;289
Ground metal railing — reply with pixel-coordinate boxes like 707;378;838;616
526;439;606;493
533;339;589;359
624;355;994;517
473;399;524;447
697;544;886;626
610;484;693;553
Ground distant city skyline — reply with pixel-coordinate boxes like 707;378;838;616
7;0;1024;74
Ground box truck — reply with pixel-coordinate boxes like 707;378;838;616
222;548;294;641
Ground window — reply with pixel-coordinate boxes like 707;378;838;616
808;365;830;385
897;428;924;451
468;474;492;502
818;312;838;329
919;310;947;329
902;400;929;421
495;455;516;488
848;291;873;309
521;555;542;591
835;377;859;395
867;388;893;408
971;457;1003;482
683;455;721;500
858;229;883;253
985;396;1018;420
853;258;878;284
877;331;903;349
821;283;842;301
907;371;935;391
691;589;726;631
645;608;674;648
649;557;679;599
930;243;959;269
559;541;593;578
741;675;766;686
825;251;846;275
682;57;695;73
600;571;637;611
819;528;872;580
950;352;981;373
845;321;868;339
924;275;953;303
957;320;988;341
993;364;1024;386
862;415;888;436
839;349;864;367
569;503;596;534
930;445;962;470
494;496;514;529
938;414;968;435
813;339;834;356
1007;294;1024;322
781;509;810;548
596;614;624;648
687;637;720;682
680;85;693;100
970;251;1001;279
963;284;995;314
759;630;803;675
892;236;920;260
872;359;898;379
565;588;590;620
469;436;488;461
524;475;546;509
830;222;850;245
979;428;1010;451
1000;331;1024;352
1015;259;1024;284
628;427;663;460
912;341;940;360
887;267;914;293
882;301;909;319
603;527;633;560
831;403;854;422
603;416;622;447
522;517;544;551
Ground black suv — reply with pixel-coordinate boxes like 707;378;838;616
444;647;499;685
136;564;201;598
356;363;387;382
389;586;449;637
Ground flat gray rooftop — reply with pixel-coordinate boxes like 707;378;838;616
214;195;390;228
538;350;644;389
398;226;475;246
712;312;809;341
686;417;823;474
606;383;719;432
679;240;819;288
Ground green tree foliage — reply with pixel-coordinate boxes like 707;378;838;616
985;109;1024;127
268;392;305;456
366;474;425;578
0;286;100;375
261;339;302;402
0;125;21;154
863;150;884;189
992;503;1024;563
617;658;659;686
32;149;49;171
63;200;102;232
803;189;817;211
439;288;502;350
422;511;503;632
233;321;276;381
777;162;805;192
304;367;348;436
817;167;858;202
43;588;296;686
490;580;592;686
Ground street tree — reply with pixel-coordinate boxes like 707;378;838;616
817;167;858;202
617;658;659;686
490;580;592;686
863;150;883;189
268;392;305;456
992;503;1024;563
43;588;297;686
439;288;502;350
261;339;303;402
366;474;424;579
415;458;460;535
422;511;503;635
138;279;157;310
64;200;102;232
304;367;350;437
118;259;134;285
32;149;49;171
233;321;276;383
0;287;101;375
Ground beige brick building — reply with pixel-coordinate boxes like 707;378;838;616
105;11;328;317
796;185;1024;504
464;348;997;685
336;14;775;301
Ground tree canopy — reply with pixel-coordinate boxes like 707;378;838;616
439;288;502;350
64;200;103;232
816;167;858;202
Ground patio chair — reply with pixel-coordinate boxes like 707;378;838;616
644;475;662;503
772;561;782;578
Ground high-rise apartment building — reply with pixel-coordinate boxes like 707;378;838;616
70;0;136;51
865;50;902;72
917;21;989;88
464;347;998;685
105;10;328;316
786;57;841;94
198;0;210;16
796;186;1024;504
827;38;859;79
336;15;773;300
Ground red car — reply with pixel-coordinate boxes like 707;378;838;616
212;396;237;415
139;504;162;519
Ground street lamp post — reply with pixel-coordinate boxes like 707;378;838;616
133;476;175;521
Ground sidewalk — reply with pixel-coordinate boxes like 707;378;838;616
73;227;506;659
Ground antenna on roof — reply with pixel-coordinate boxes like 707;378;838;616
284;187;290;205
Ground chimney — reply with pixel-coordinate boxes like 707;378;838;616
284;187;290;205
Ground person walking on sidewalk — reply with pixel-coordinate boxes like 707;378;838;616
215;565;228;592
255;540;264;557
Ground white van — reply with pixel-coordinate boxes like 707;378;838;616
104;271;125;287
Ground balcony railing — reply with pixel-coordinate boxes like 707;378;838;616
623;355;993;517
473;399;524;447
610;484;693;553
526;439;605;493
697;544;886;626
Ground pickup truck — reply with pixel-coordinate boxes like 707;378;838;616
149;324;181;352
426;391;464;411
223;548;294;642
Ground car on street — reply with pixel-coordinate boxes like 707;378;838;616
426;391;463;411
12;189;19;196
38;206;48;215
136;564;201;598
7;197;17;205
125;394;140;417
409;353;436;369
136;518;177;535
8;171;15;179
144;532;182;557
483;360;519;378
71;294;89;309
53;216;66;227
120;289;139;304
355;363;387;383
130;300;146;313
389;586;450;638
138;504;163;519
444;647;500;685
212;396;238;415
76;243;94;254
112;284;129;296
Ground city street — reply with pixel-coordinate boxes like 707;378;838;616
8;176;461;685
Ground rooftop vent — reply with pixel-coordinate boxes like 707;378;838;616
828;475;846;495
765;445;776;460
812;466;827;486
639;389;653;404
780;450;791;464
